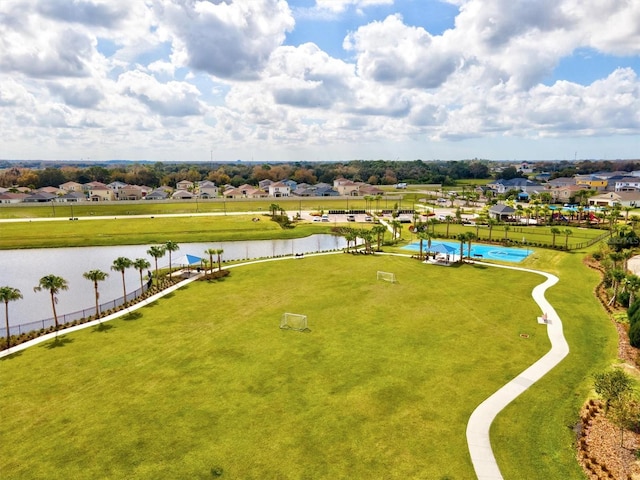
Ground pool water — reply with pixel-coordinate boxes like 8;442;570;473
403;240;531;263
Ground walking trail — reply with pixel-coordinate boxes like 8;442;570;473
466;262;569;479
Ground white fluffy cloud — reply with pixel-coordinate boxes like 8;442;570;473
156;0;294;80
1;0;640;161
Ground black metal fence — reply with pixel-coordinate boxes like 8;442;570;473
0;284;149;338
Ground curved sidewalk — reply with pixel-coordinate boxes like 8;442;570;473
466;264;570;479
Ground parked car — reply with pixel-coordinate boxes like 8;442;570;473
347;215;356;222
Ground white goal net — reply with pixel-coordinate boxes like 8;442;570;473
280;312;309;332
377;271;396;283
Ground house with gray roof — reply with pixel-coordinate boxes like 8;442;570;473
488;204;516;220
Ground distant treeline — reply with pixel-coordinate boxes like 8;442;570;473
1;158;639;190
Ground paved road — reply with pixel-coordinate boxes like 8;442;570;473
466;263;569;479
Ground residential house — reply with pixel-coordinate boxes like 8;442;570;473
268;181;290;198
56;192;85;203
59;181;83;193
196;181;218;198
258;179;273;190
172;190;194;200
118;185;145;201
334;178;361;196
23;192;56;203
37;186;63;196
176;180;194;191
589;191;640;208
611;176;640;192
223;184;267;199
546;177;576;188
547;185;584;204
0;192;28;204
107;181;128;194
87;183;114;201
145;188;169;200
575;175;607;191
487;178;543;195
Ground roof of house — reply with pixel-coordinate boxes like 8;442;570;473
489;204;516;214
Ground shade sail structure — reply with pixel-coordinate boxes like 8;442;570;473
429;243;457;254
171;254;203;266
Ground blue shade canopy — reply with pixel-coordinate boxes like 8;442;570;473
171;254;202;266
430;243;457;254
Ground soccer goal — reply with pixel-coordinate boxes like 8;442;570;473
377;271;396;283
280;312;309;332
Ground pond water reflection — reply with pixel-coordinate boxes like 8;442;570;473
0;234;345;327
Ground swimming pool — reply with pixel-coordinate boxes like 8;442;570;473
403;240;531;263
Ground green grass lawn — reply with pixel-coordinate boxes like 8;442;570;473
0;253;576;480
0;215;337;249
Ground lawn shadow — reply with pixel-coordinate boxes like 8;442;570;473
163;292;175;300
92;323;115;333
43;336;74;349
122;311;142;321
0;350;24;361
472;264;489;270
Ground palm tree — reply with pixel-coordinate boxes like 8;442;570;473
417;231;428;260
625;274;640;306
445;215;453;237
503;225;510;241
165;241;180;276
0;286;22;347
343;229;357;253
147;245;166;285
610;269;627;306
34;275;68;330
563;228;573;249
372;224;387;251
133;258;151;291
205;248;217;273
487;218;496;241
458;232;470;263
111;257;132;304
390;220;402;242
215;248;224;271
83;270;109;320
465;232;477;259
269;203;280;218
550;227;561;247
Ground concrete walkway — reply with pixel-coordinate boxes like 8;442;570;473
466;263;569;479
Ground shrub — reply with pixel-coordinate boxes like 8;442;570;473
630;321;640;348
628;299;640;319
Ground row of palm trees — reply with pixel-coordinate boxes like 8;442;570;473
1;241;226;349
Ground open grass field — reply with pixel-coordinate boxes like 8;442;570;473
0;196;405;220
0;214;337;249
0;252;602;480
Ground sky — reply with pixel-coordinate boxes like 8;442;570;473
1;0;640;163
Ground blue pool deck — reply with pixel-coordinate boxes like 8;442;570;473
403;240;532;263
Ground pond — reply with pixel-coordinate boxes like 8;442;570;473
0;234;345;329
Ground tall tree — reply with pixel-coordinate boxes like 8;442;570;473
83;270;109;320
0;286;22;348
33;275;68;330
165;241;180;276
563;228;573;249
215;248;224;271
111;257;132;304
205;248;217;273
372;224;387;251
550;227;561;247
147;245;166;285
133;258;151;291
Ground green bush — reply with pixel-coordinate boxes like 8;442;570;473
630;321;640;348
628;299;640;319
